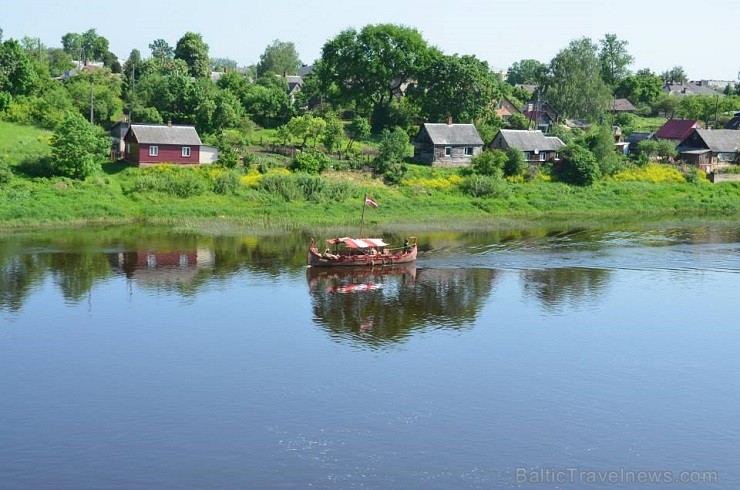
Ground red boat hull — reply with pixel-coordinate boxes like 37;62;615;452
308;240;417;267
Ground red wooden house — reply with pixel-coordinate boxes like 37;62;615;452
123;123;203;166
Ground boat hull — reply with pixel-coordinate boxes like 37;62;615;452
308;245;417;267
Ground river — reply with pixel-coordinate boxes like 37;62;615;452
1;222;738;488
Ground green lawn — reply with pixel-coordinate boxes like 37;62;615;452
0;121;52;166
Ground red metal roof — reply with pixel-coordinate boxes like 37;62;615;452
656;119;698;140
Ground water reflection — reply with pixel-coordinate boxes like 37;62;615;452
522;267;611;311
307;265;499;347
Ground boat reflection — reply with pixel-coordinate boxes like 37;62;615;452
307;266;498;348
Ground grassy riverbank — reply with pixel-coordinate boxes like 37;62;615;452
1;122;738;230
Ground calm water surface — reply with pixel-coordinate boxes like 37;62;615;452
1;223;738;489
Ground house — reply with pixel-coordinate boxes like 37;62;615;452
656;119;699;144
625;131;657;153
725;112;740;130
123;123;217;166
678;129;740;169
412;121;484;166
491;129;565;163
522;100;559;133
110;119;131;160
663;81;722;96
494;96;521;120
610;98;637;113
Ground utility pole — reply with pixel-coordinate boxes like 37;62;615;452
89;77;94;124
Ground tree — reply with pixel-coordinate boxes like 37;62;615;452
615;69;663;107
547;37;612;121
598;33;633;86
410;53;499;123
64;69;122;126
504;147;526;177
50;111;110;179
345;116;371;153
256;40;302;77
660;66;688;83
242;82;294;128
652;93;679;118
555;144;600;185
46;48;75;77
211;57;237;72
81;29;109;63
375;126;411;173
584;124;622;176
149;38;174;62
322;113;344;154
471;150;506;178
0;39;38;95
61;32;83;59
174;32;210;78
317;23;435;128
506;59;547;86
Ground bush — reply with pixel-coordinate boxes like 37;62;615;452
461;174;509;198
213;170;242;195
131;169;208;197
504;148;526;177
290;150;330;174
0;160;12;184
471;150;505;178
258;173;302;201
555;144;601;186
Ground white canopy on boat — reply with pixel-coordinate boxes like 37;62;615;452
327;237;389;249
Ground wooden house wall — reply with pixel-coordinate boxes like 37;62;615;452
134;144;201;165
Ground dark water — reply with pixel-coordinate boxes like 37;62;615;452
1;223;738;489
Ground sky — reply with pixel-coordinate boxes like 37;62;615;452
3;0;739;81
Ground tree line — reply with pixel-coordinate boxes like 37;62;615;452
1;24;739;183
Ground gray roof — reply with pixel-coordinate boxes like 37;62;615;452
625;131;655;144
128;124;202;146
693;129;740;152
422;123;483;146
663;81;722;96
497;129;564;151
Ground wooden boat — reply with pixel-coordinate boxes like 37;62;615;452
308;236;417;267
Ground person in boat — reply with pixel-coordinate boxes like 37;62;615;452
369;247;378;256
323;248;339;260
403;238;410;253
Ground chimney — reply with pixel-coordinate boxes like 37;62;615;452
167;120;172;127
447;116;453;125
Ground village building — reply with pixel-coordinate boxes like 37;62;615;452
491;129;564;163
123;123;218;166
412;121;484;166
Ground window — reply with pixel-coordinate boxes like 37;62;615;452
149;146;159;157
539;152;546;161
444;146;451;156
182;146;191;157
464;147;474;156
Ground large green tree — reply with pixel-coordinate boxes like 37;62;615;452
174;32;210;78
0;39;38;95
660;66;688;83
615;68;663;107
256;39;302;77
410;53;499;123
546;37;611;120
506;59;547;86
50;111;110;179
149;38;174;62
598;33;633;86
64;69;122;126
316;23;436;127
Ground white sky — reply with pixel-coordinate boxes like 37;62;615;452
4;0;739;81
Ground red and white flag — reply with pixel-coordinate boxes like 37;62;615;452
364;196;379;208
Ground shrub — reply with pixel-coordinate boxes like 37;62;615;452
461;174;509;198
291;150;330;174
258;172;302;201
471;150;505;178
504;148;526;177
554;144;601;186
0;160;12;184
213;170;242;195
295;173;326;201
